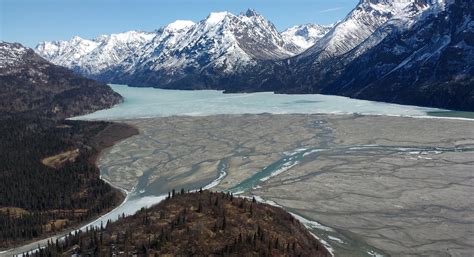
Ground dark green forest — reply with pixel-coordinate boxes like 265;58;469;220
0;114;137;248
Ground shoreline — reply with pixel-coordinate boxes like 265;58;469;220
7;113;472;256
1;122;138;257
76;110;474;123
92;114;473;256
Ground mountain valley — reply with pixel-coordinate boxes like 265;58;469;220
35;0;474;111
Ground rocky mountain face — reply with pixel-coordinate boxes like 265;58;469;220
35;2;474;111
219;0;474;111
35;9;331;89
209;0;450;93
114;9;307;89
281;24;333;52
0;42;122;118
276;0;447;93
35;31;156;78
297;0;438;63
323;0;474;111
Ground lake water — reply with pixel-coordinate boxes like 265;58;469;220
70;84;467;257
75;84;444;120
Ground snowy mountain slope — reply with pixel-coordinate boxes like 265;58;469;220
35;9;307;87
36;31;156;77
296;0;444;64
147;10;296;70
116;9;300;88
112;20;196;77
266;0;450;96
323;0;474;111
215;0;450;94
0;42;29;70
0;42;122;117
281;24;333;52
33;3;472;110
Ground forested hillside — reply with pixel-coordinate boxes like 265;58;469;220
0;115;138;249
0;42;122;119
0;41;136;249
28;190;330;257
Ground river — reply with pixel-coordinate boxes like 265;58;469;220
5;84;473;257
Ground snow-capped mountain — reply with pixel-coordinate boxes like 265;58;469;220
216;0;449;93
216;0;473;111
36;9;316;87
0;42;30;70
36;31;156;77
281;24;332;52
122;9;301;87
323;0;474;111
297;0;445;64
257;0;450;96
0;42;122;117
33;2;473;111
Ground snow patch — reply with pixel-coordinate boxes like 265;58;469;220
206;12;230;25
165;20;196;31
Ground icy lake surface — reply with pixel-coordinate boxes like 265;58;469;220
75;84;441;120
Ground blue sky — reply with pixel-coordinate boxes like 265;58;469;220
1;0;358;48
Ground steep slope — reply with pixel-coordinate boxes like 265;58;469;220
324;0;474;111
36;31;156;78
281;24;333;52
0;42;122;118
278;0;444;93
35;9;307;88
122;9;302;88
284;0;446;94
297;0;440;63
197;0;450;94
209;0;444;94
0;42;136;250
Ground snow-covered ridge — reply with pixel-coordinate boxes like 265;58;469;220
282;24;333;51
34;9;328;79
36;30;156;75
298;0;447;63
33;3;454;96
0;42;28;69
162;20;195;32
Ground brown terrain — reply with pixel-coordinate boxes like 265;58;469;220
35;190;330;257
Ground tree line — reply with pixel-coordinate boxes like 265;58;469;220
0;115;123;248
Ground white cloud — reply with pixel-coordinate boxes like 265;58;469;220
318;7;345;13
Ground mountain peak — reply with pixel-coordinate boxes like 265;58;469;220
281;24;333;51
165;20;196;31
245;8;259;17
0;42;29;69
71;35;85;42
205;12;232;25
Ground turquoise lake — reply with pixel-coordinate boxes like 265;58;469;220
75;84;446;120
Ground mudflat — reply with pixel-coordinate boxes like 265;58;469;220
98;114;474;257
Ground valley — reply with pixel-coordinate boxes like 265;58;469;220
34;1;474;111
1;0;473;256
3;86;473;256
94;114;473;257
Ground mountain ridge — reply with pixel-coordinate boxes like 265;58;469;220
34;2;474;111
0;41;122;118
35;9;328;86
